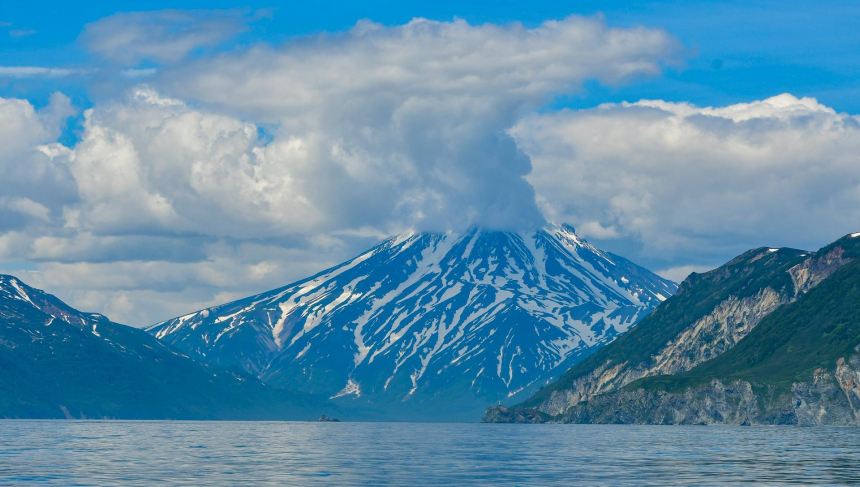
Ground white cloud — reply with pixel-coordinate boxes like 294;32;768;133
168;16;681;121
578;221;622;239
9;29;37;39
67;88;325;238
516;93;860;261
162;15;682;232
0;93;78;232
0;66;78;78
4;198;51;222
121;68;157;78
1;15;684;325
80;10;255;65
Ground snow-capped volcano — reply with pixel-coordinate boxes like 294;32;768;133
149;225;676;420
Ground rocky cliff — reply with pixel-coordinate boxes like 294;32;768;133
537;350;860;426
534;285;791;417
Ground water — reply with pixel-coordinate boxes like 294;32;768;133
1;421;859;486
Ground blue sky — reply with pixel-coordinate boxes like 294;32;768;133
2;1;860;325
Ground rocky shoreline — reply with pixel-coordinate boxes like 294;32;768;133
485;353;860;426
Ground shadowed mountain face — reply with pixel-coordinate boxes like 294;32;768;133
0;275;335;420
149;225;676;420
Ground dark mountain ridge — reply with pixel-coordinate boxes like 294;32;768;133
0;274;336;420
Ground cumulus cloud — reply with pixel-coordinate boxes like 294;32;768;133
80;9;257;65
0;93;78;232
161;15;682;231
516;93;860;261
63;88;330;239
2;15;685;325
169;16;680;121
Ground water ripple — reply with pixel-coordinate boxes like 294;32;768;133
1;421;859;486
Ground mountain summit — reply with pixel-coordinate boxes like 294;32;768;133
149;225;676;420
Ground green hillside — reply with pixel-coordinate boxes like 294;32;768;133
634;238;860;393
517;246;807;409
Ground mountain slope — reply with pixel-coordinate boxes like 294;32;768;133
644;234;860;391
507;245;812;416
149;225;676;420
485;232;860;425
0;274;336;419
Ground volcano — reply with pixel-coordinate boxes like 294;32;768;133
149;225;676;420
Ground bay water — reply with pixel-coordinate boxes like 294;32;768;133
2;421;859;486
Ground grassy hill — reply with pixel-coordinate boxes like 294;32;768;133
635;246;860;393
518;246;807;409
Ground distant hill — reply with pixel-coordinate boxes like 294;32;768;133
0;274;337;420
149;225;676;421
485;232;860;425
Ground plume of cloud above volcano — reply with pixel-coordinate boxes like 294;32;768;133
152;15;683;232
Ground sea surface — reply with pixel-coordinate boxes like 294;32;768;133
1;421;859;486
